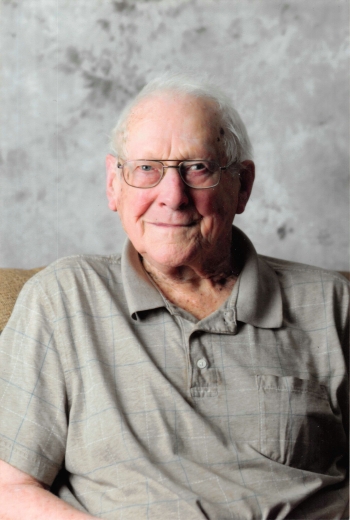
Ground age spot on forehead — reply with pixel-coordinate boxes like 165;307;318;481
217;127;225;142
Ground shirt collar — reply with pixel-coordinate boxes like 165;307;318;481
232;226;283;328
121;239;164;320
121;226;283;329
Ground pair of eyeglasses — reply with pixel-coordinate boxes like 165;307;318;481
117;160;236;189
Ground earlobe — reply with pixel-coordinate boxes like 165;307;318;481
106;154;119;212
236;160;255;214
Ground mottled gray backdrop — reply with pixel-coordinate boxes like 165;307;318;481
1;0;349;270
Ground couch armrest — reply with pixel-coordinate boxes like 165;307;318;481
0;268;44;332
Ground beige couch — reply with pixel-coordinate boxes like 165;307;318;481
0;267;44;332
0;267;349;333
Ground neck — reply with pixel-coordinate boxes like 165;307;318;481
142;255;238;286
141;251;242;320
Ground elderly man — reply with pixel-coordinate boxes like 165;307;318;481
0;74;348;520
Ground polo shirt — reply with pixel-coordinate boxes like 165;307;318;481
0;227;348;519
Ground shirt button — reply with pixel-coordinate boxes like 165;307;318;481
197;358;208;369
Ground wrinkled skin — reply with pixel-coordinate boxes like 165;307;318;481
106;92;254;283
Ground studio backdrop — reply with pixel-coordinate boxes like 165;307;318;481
1;0;348;270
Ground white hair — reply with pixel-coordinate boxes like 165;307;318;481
110;72;253;164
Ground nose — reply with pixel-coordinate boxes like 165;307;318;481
156;165;190;209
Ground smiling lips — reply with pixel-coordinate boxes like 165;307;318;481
148;219;200;227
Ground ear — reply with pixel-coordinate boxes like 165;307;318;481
236;160;255;214
106;154;120;212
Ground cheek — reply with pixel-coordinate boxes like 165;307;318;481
217;179;240;215
195;189;235;220
119;187;155;220
193;189;217;213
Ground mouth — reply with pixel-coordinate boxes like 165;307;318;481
148;220;200;228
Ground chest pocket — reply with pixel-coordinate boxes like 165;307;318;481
256;375;346;474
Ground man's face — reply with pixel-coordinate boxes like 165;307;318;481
106;93;254;273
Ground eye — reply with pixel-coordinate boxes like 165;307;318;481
140;164;155;172
188;162;208;172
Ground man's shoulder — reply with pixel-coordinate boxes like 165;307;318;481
47;253;122;269
259;254;349;286
258;255;349;320
10;254;126;324
32;254;122;283
19;254;124;307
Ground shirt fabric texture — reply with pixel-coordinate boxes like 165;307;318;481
0;227;348;519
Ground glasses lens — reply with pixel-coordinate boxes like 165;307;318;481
180;161;220;188
123;160;163;188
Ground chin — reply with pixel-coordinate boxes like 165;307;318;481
143;246;196;270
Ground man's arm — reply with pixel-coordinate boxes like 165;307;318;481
0;460;96;520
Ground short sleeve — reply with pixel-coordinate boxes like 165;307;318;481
0;272;67;485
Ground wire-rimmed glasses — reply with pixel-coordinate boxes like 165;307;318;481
117;159;236;189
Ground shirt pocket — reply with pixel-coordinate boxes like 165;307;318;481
256;375;346;473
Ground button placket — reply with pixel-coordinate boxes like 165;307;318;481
189;331;218;397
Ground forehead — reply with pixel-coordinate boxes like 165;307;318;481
124;93;225;158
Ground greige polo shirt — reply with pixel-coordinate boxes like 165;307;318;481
0;227;348;519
